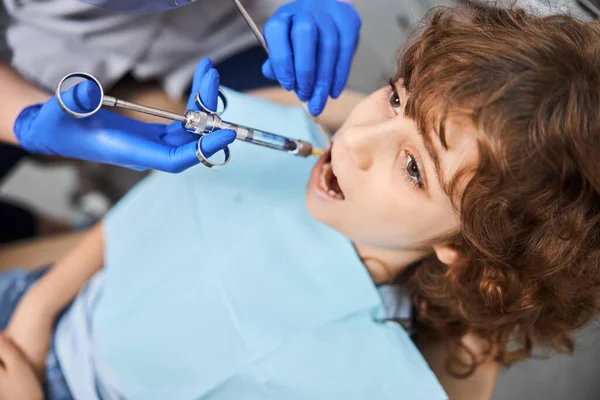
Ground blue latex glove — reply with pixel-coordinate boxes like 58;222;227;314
262;0;361;116
13;58;235;173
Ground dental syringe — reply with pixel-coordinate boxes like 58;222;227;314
56;72;324;159
183;106;324;157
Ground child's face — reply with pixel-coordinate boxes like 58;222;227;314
306;80;479;252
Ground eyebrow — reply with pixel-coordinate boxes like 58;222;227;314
419;128;449;194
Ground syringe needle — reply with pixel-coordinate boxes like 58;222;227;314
311;148;325;157
103;96;187;123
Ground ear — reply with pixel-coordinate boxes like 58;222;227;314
432;242;461;266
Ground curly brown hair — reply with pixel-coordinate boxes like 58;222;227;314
397;4;600;373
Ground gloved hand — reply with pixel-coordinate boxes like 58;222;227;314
13;58;235;173
262;0;361;116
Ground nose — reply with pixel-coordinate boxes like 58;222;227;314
339;123;390;171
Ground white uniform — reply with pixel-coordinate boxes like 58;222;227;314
1;0;276;99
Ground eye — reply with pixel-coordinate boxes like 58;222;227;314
404;152;424;189
388;81;402;114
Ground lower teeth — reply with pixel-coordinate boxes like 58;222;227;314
328;189;343;199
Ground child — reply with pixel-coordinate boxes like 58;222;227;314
2;4;600;400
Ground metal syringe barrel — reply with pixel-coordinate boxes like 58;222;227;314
183;110;315;157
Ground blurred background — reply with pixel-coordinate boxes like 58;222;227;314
0;1;599;399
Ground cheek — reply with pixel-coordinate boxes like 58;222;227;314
358;183;459;245
338;182;420;245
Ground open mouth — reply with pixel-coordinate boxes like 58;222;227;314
319;148;345;200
